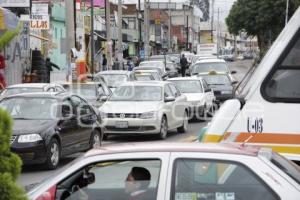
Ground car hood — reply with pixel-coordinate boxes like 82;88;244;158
209;85;233;91
12;119;56;135
100;101;162;113
183;93;205;102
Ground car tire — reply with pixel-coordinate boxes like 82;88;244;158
44;138;60;170
177;111;188;133
103;134;109;141
158;116;168;140
90;129;102;148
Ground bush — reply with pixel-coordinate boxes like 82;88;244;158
0;109;27;200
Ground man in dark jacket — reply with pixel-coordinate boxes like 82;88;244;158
46;58;60;83
180;54;188;77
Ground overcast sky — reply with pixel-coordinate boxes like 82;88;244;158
120;0;235;21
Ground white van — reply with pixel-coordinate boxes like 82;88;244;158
202;7;300;161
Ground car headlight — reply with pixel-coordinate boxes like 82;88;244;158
140;111;156;119
18;134;43;143
99;111;107;119
221;91;232;94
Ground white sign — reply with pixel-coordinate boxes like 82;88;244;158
32;4;48;15
197;43;217;55
0;0;30;7
24;15;50;30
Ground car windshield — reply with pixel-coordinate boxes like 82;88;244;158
2;87;44;96
201;75;231;85
64;84;97;99
139;62;165;68
101;74;128;88
109;86;162;101
0;97;58;120
192;62;228;74
171;80;203;93
134;75;153;81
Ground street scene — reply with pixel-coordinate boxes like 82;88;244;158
0;0;300;200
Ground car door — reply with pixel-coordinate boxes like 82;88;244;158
31;152;170;200
58;98;78;156
202;79;214;108
70;95;93;151
166;152;288;200
168;83;186;127
163;85;176;129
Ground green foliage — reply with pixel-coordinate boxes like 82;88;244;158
0;109;28;200
226;0;300;56
0;23;22;51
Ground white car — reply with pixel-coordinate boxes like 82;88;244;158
96;70;134;91
190;59;236;76
28;143;300;200
168;77;215;120
0;83;65;97
138;61;167;75
99;81;189;139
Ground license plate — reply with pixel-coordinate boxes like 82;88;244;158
115;121;128;128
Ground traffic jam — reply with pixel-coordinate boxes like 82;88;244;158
1;6;300;200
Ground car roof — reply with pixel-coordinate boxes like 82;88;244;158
84;142;259;158
6;83;52;89
0;92;69;99
194;58;226;64
120;81;167;87
134;69;159;73
97;70;131;75
168;77;203;81
140;60;164;63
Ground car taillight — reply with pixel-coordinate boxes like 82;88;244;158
36;185;56;200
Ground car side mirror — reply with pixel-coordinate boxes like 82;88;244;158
231;70;237;74
99;95;108;102
232;81;238;85
205;88;212;93
165;96;175;102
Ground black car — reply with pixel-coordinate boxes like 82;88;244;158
0;92;103;169
198;73;237;104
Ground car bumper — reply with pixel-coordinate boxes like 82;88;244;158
103;118;161;135
11;140;47;165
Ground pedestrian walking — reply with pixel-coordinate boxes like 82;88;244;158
180;54;188;77
45;57;60;83
102;54;107;71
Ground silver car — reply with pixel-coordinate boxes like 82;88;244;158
99;81;189;139
96;70;134;91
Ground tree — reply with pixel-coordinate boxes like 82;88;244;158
226;0;300;57
0;109;28;200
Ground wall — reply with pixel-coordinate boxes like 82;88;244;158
3;26;30;86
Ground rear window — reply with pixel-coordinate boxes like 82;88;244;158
271;152;300;184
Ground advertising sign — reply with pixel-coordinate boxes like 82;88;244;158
31;4;48;15
0;0;30;7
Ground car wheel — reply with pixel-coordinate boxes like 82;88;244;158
90;130;102;148
44;138;60;170
177;111;188;133
158;116;168;140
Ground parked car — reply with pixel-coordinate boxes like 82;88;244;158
99;81;189;139
168;77;215;120
133;70;163;81
197;72;238;104
0;92;103;169
28;143;300;200
0;83;65;97
59;82;112;108
96;70;134;91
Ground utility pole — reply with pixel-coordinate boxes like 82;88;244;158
106;0;112;70
217;7;219;55
65;0;75;64
144;0;150;59
138;0;142;55
117;0;123;69
168;0;171;52
91;0;95;74
211;0;215;43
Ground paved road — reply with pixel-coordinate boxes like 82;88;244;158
18;60;252;190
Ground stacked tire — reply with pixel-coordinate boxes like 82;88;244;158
31;50;48;83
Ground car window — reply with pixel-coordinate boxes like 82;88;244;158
169;84;180;97
262;29;300;102
172;159;279;200
56;160;161;200
164;85;174;98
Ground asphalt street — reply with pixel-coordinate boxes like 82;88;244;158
17;59;253;190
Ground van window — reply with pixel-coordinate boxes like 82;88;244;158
262;30;300;102
172;159;279;200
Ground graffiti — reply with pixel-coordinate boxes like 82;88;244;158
3;34;29;63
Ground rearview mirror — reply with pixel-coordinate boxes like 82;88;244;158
231;70;237;74
165;96;175;102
